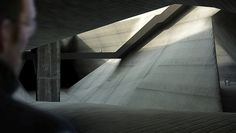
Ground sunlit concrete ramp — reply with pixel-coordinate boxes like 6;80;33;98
65;7;222;112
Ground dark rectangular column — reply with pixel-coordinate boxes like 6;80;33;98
37;42;60;101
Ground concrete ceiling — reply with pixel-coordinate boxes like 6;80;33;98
29;0;236;50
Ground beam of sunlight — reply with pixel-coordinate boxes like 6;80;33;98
144;7;220;50
66;59;121;102
76;7;168;52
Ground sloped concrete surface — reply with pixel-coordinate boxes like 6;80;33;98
56;7;222;112
15;7;221;112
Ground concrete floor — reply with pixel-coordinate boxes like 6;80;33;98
39;103;236;133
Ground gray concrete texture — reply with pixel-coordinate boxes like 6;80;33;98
61;37;107;82
58;7;221;112
37;42;61;101
30;0;236;50
38;103;236;133
12;6;236;133
76;7;168;53
15;7;222;112
213;11;236;112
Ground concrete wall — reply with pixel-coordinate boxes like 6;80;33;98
66;7;221;112
61;37;106;88
213;11;236;112
31;0;236;50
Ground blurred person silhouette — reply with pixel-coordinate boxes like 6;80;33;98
0;0;76;132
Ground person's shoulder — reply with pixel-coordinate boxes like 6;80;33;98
0;96;76;133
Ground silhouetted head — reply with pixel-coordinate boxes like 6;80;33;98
0;0;36;76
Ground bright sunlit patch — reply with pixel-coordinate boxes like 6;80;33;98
176;7;220;25
77;7;169;52
144;7;220;50
128;6;169;38
107;59;121;64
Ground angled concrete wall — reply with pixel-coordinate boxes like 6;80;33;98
213;11;236;112
61;37;106;88
66;7;221;112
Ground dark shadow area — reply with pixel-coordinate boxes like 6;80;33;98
61;36;106;89
19;60;37;92
213;10;236;112
61;60;79;89
61;37;80;89
21;36;106;91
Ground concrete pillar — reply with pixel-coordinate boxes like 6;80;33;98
37;42;60;101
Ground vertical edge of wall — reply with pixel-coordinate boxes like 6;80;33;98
211;13;224;112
